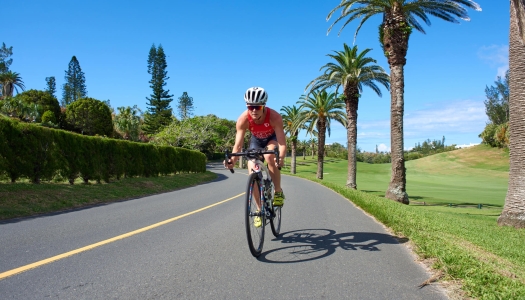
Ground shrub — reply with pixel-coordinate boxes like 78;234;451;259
405;152;424;161
65;97;113;136
14;89;60;123
0;118;206;183
41;110;56;124
494;123;509;148
479;123;508;148
479;124;496;147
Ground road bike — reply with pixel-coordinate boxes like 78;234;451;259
225;148;282;257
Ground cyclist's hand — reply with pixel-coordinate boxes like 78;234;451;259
223;159;233;169
276;158;284;168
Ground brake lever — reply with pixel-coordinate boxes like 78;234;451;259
274;149;282;170
225;150;234;173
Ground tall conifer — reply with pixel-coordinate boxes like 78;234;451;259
62;56;87;106
0;42;13;73
177;92;194;120
143;44;173;135
45;76;56;98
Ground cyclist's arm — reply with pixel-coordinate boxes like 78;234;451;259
270;110;287;167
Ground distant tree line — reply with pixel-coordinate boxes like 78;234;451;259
316;136;456;165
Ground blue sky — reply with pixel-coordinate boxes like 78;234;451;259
2;0;508;152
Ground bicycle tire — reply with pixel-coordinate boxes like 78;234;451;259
245;172;265;257
270;205;282;237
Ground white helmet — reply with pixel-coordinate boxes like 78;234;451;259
244;87;268;105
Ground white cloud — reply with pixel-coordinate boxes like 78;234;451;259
497;65;508;78
359;120;390;130
355;99;487;151
377;143;390;152
404;100;486;134
357;100;486;137
478;44;509;78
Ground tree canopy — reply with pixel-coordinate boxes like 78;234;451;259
153;115;236;157
0;71;25;98
484;70;509;126
113;105;143;141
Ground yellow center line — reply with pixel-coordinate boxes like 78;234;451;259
0;193;245;281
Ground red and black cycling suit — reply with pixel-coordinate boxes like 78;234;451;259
247;107;277;149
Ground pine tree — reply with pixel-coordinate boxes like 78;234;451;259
143;44;174;135
484;70;509;126
0;43;13;73
177;92;194;120
62;56;87;106
45;76;56;98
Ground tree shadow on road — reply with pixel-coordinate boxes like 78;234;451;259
258;228;408;263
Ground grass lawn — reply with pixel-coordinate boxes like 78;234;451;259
0;172;218;221
295;144;508;216
285;145;524;299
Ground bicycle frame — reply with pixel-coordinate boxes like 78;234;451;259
225;148;279;218
250;158;274;217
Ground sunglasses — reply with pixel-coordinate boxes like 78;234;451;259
247;105;264;111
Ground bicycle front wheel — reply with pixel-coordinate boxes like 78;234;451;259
245;172;265;257
270;205;282;237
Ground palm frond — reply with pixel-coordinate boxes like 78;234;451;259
327;0;481;39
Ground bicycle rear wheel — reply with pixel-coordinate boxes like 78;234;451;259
245;172;265;257
270;205;282;237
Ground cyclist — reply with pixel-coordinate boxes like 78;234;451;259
224;87;287;211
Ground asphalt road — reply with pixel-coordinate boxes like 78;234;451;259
0;163;448;299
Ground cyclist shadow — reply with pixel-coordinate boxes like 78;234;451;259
258;229;408;263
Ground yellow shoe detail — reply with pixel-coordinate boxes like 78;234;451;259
254;216;262;228
273;191;285;206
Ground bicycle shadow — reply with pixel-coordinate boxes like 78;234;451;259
258;229;408;263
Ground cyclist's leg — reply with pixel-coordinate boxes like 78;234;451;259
248;136;263;211
264;139;283;194
264;139;285;206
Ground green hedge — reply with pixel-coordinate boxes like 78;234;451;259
0;118;206;184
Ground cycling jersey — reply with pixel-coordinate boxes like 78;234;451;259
247;108;275;139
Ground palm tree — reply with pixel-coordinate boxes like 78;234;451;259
0;71;25;98
0;97;40;121
327;0;480;204
498;0;525;228
306;43;389;190
300;140;308;160
281;105;304;174
296;90;346;179
310;136;317;158
114;105;143;141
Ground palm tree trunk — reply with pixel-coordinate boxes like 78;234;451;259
385;64;409;204
291;135;297;174
317;121;326;179
345;86;359;189
383;4;410;204
498;1;525;228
